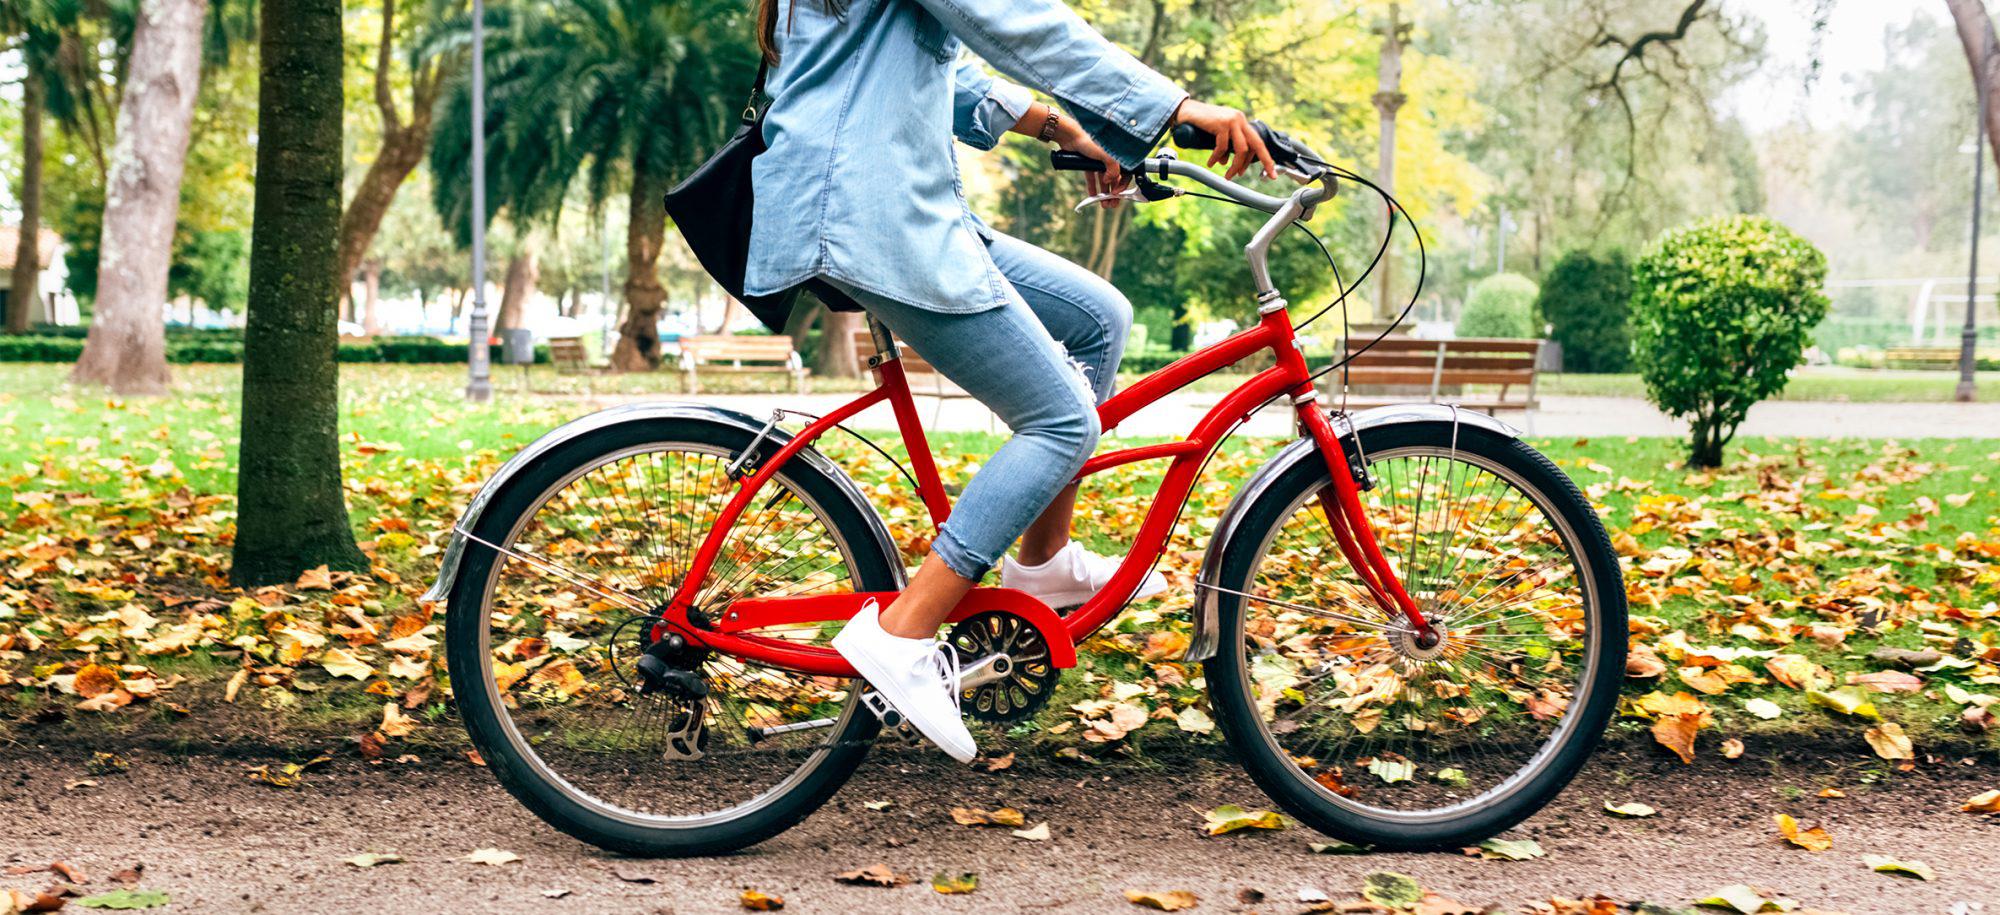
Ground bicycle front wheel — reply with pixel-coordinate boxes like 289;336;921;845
1204;421;1625;849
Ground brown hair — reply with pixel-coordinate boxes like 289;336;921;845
756;0;844;64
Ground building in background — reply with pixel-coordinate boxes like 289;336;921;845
0;225;80;327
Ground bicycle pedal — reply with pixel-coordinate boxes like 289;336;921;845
859;689;904;729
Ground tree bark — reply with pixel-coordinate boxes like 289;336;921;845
232;0;367;585
8;59;44;335
813;307;861;378
610;159;669;371
69;0;207;395
335;0;443;294
494;250;536;331
1948;0;2000;172
359;260;384;335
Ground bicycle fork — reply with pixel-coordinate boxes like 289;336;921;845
1294;398;1440;647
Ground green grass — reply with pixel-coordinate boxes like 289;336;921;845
0;362;1994;756
1541;366;2000;402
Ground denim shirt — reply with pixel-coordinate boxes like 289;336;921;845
744;0;1186;314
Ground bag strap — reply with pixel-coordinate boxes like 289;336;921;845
741;59;770;124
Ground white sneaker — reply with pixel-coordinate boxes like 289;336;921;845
1000;541;1168;610
831;600;978;764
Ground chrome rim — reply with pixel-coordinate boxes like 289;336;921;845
1232;444;1603;823
474;441;870;827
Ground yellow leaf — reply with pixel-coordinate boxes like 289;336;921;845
1124;889;1199;911
320;648;375;681
464;848;520;866
1960;789;2000;814
1650;715;1701;764
738;889;785;911
1862;722;1913;761
1774;813;1832;851
1201;804;1288;836
379;702;418;738
930;872;978;895
949;807;1026;828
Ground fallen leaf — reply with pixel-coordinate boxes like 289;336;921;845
342;852;403;868
1962;789;2000;814
72;664;121;699
1862;722;1913;761
320;648;375;681
931;872;978;895
51;861;86;884
464;848;520;866
739;889;785;910
861;800;893;811
1848;671;1922;694
378;703;418;738
1721;737;1746;759
1201;804;1288;836
1175;706;1215;734
1806;687;1879;720
1695;884;1784;913
74;890;171;910
949;806;1025;827
1604;801;1657;818
1362;871;1424;909
1124;889;1198;911
1307;839;1371;854
834;864;908;887
1011;822;1051;841
1775;813;1832;851
1651;715;1702;764
296;565;336;590
1743;698;1784;720
1472;837;1545;861
1861;854;1933;881
972;752;1014;772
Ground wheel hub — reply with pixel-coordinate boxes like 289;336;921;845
1387;624;1450;662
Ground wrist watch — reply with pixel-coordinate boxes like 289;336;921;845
1037;108;1062;144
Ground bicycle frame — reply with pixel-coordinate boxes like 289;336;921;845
653;300;1431;678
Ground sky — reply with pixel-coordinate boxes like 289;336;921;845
1724;0;1951;133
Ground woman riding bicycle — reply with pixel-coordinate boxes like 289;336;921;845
746;0;1277;762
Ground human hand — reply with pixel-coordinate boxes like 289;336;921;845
1171;99;1276;181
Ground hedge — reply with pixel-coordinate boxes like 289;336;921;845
0;334;548;365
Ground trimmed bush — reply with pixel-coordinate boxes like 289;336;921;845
1537;250;1632;373
1631;216;1829;468
1456;273;1540;339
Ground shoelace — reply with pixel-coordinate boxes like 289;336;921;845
913;639;962;700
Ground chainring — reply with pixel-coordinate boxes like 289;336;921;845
948;611;1059;723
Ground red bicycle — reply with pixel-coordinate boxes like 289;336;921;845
431;126;1626;856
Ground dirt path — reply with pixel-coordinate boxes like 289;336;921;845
2;742;1993;914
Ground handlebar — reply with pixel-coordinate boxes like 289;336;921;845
1048;117;1331;213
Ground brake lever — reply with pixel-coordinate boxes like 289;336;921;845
1072;174;1183;211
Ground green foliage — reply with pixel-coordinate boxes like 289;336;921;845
1537;250;1632;373
1456;273;1539;339
1631;216;1830;468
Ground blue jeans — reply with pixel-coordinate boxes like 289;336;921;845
826;230;1132;580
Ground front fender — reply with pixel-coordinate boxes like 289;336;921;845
1183;404;1520;662
420;402;897;603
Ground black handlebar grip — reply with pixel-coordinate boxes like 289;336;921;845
1171;123;1217;150
1049;150;1107;173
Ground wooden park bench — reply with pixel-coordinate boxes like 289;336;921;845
1883;346;1986;370
1321;336;1545;430
679;334;810;394
851;329;990;428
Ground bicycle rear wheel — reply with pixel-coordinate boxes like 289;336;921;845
444;416;897;856
1204;421;1625;849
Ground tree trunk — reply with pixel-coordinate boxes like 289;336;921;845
7;60;44;335
784;302;821;355
1372;2;1408;322
336;0;441;291
69;0;207;395
813;307;861;378
1949;0;2000;173
231;0;367;586
448;286;465;332
495;250;537;332
359;260;384;335
610;160;668;371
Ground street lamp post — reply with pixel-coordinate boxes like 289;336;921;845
465;0;493;403
1961;36;1990;404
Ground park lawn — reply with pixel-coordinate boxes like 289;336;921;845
0;362;1994;765
1538;367;2000;402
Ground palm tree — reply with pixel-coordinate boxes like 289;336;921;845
430;0;757;370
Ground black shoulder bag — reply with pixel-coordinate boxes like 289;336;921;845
663;60;862;333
